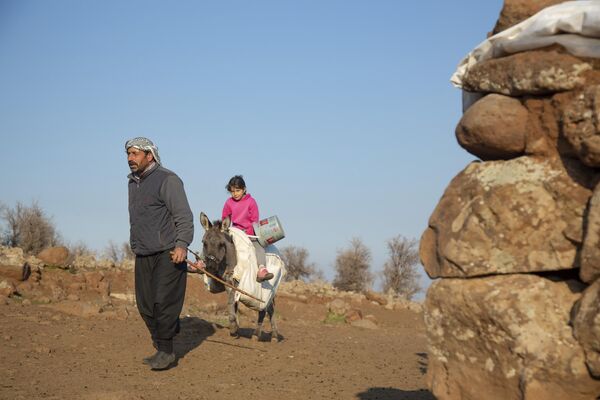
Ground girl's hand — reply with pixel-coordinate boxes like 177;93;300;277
186;259;206;273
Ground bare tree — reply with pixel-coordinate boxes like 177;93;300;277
0;201;61;254
68;241;96;258
333;238;373;292
0;202;16;246
381;235;421;300
104;240;121;263
311;268;325;282
280;245;318;282
121;241;135;261
103;240;135;263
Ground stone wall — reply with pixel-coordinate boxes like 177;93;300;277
420;1;600;399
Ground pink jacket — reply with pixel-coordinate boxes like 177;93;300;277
221;193;259;235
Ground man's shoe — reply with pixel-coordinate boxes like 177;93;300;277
142;351;159;365
150;351;176;370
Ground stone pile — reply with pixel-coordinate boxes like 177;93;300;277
278;279;422;312
326;298;379;330
1;245;422;323
419;1;600;399
0;246;134;319
0;245;134;272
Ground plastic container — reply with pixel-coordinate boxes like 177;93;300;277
253;216;285;247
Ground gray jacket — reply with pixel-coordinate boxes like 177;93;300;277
128;164;194;256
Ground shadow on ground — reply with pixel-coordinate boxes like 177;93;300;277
356;387;435;400
231;326;284;342
173;316;216;359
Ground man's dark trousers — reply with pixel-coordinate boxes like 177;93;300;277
135;249;187;353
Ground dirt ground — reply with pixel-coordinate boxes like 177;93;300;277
0;268;433;400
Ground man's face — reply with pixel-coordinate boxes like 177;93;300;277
127;148;153;174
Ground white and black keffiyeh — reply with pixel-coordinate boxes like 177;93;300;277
125;137;161;164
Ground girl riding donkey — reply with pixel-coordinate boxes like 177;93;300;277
188;175;284;341
221;175;274;283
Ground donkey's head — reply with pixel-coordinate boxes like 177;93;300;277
199;212;237;276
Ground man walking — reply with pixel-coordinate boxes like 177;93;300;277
125;137;194;370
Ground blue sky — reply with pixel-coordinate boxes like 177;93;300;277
0;1;503;293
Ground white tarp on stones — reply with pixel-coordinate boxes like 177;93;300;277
452;1;600;89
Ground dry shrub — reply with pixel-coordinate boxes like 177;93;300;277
332;238;373;293
104;240;135;263
280;245;320;282
68;241;96;258
121;242;135;261
0;201;61;255
381;235;421;301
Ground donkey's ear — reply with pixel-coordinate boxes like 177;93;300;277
200;212;212;231
221;216;231;232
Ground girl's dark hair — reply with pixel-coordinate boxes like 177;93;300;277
226;175;246;191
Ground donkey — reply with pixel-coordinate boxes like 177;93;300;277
199;212;281;342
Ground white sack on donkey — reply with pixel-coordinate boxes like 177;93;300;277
229;225;286;311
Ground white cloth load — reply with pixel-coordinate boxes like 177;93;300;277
451;1;600;110
202;227;286;311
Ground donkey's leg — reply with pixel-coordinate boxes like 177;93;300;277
253;310;266;341
268;300;281;342
227;289;239;337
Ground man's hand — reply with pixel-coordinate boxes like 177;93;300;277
170;247;187;264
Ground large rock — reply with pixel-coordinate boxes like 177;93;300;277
462;50;591;96
420;157;592;278
456;94;528;160
0;246;25;267
562;85;600;167
581;183;600;283
37;246;70;267
523;94;576;158
364;290;388;306
572;279;600;378
492;0;567;34
424;275;600;400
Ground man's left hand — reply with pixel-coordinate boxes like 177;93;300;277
170;247;187;264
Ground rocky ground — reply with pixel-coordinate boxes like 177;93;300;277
0;257;430;400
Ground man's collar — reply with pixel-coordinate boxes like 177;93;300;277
128;162;158;182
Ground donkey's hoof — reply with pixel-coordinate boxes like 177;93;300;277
271;334;282;343
229;325;239;338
